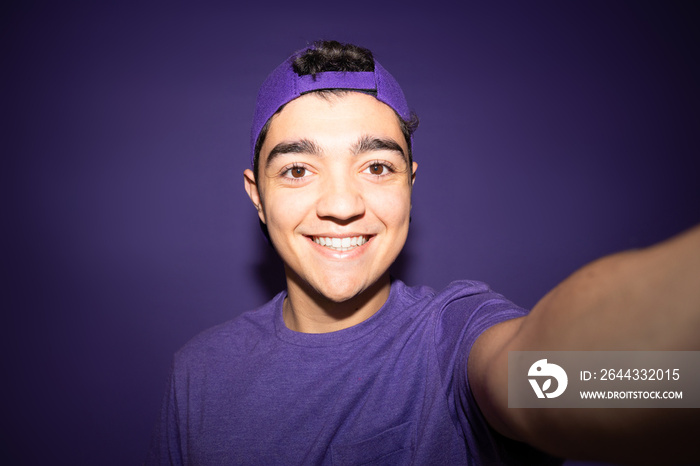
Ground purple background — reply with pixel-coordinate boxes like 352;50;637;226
4;2;698;464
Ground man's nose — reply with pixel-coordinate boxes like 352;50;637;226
315;173;365;222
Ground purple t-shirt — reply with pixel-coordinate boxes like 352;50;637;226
147;279;559;465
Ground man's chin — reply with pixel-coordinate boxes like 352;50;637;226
311;274;390;305
311;282;367;304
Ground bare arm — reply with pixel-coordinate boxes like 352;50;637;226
469;225;700;463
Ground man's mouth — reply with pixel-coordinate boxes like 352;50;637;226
312;236;369;252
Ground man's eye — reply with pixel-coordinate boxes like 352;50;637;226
284;166;308;179
365;163;389;175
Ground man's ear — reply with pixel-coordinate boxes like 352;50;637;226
411;162;418;186
243;169;266;224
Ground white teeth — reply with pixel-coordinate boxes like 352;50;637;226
313;236;368;251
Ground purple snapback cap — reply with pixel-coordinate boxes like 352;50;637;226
250;46;411;167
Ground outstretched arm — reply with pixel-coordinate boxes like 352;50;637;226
469;225;700;463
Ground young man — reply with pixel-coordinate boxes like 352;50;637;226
148;41;699;464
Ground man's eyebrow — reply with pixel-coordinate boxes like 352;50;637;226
351;136;406;161
266;139;321;168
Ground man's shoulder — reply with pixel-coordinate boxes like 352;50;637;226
392;278;525;338
438;279;527;324
434;279;494;302
173;292;285;366
396;278;499;310
404;279;527;352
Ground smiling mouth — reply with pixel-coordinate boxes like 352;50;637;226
312;236;369;252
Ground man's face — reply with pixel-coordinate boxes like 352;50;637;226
244;92;417;304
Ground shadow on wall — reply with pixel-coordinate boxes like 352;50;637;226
253;220;287;298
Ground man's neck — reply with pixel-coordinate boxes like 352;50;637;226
282;273;391;334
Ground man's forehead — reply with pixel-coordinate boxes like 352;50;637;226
261;92;407;160
266;92;403;135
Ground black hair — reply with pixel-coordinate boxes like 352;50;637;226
292;40;376;75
